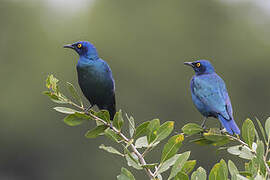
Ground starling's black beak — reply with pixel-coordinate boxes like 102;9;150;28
63;44;74;49
184;62;195;68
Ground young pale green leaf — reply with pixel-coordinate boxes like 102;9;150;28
46;74;59;92
126;114;135;138
134;121;150;139
113;110;124;130
174;172;189;180
236;174;249;180
242;118;255;148
255;117;267;143
168;151;190;180
135;136;148;149
157;154;181;174
228;160;239;180
182;123;204;135
104;128;122;142
182;160;196;175
227;145;255;160
161;134;184;163
191;167;206;180
85;125;107;138
99;144;124;157
265;117;270;139
117;167;135;180
125;152;142;170
254;173;264;180
63;112;89;126
155;121;174;142
147;119;160;144
66;82;83;106
54;107;80;114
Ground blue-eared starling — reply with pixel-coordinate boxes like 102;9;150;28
184;60;240;135
64;41;116;120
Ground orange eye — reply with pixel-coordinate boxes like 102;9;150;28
77;43;82;48
196;62;201;68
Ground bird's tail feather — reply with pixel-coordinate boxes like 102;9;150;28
218;115;240;135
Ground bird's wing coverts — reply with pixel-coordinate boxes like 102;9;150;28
192;74;232;120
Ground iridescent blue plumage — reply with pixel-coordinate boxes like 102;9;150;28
64;41;116;119
184;60;240;135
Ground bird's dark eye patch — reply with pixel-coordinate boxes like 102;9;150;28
77;43;82;48
196;62;201;68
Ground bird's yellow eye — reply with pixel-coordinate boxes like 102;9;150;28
77;43;82;48
196;62;201;68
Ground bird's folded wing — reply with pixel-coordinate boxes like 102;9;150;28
193;75;231;120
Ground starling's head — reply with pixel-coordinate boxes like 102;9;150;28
63;41;98;59
184;60;215;75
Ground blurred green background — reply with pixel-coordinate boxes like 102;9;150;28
0;0;270;179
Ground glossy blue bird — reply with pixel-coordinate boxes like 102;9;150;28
184;60;240;135
64;41;116;119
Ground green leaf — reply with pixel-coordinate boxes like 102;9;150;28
54;107;80;114
43;91;65;103
182;160;196;175
254;141;266;175
126;114;135;138
155;121;174;142
209;163;220;180
85;125;107;138
189;137;213;146
66;82;83;107
160;134;184;163
104;128;122;142
113;110;124;130
218;159;228;180
157;154;181;174
182;123;204;135
265;117;270;139
242;118;255;148
174;172;189;180
191;167;206;180
134;121;150;139
256;117;267;144
141;163;158;169
95;110;111;123
168;151;190;180
63;112;89;126
147;119;160;144
228;160;239;180
99;144;124;156
117;167;135;180
239;171;253;177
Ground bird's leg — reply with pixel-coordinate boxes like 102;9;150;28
85;104;93;113
201;117;207;129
